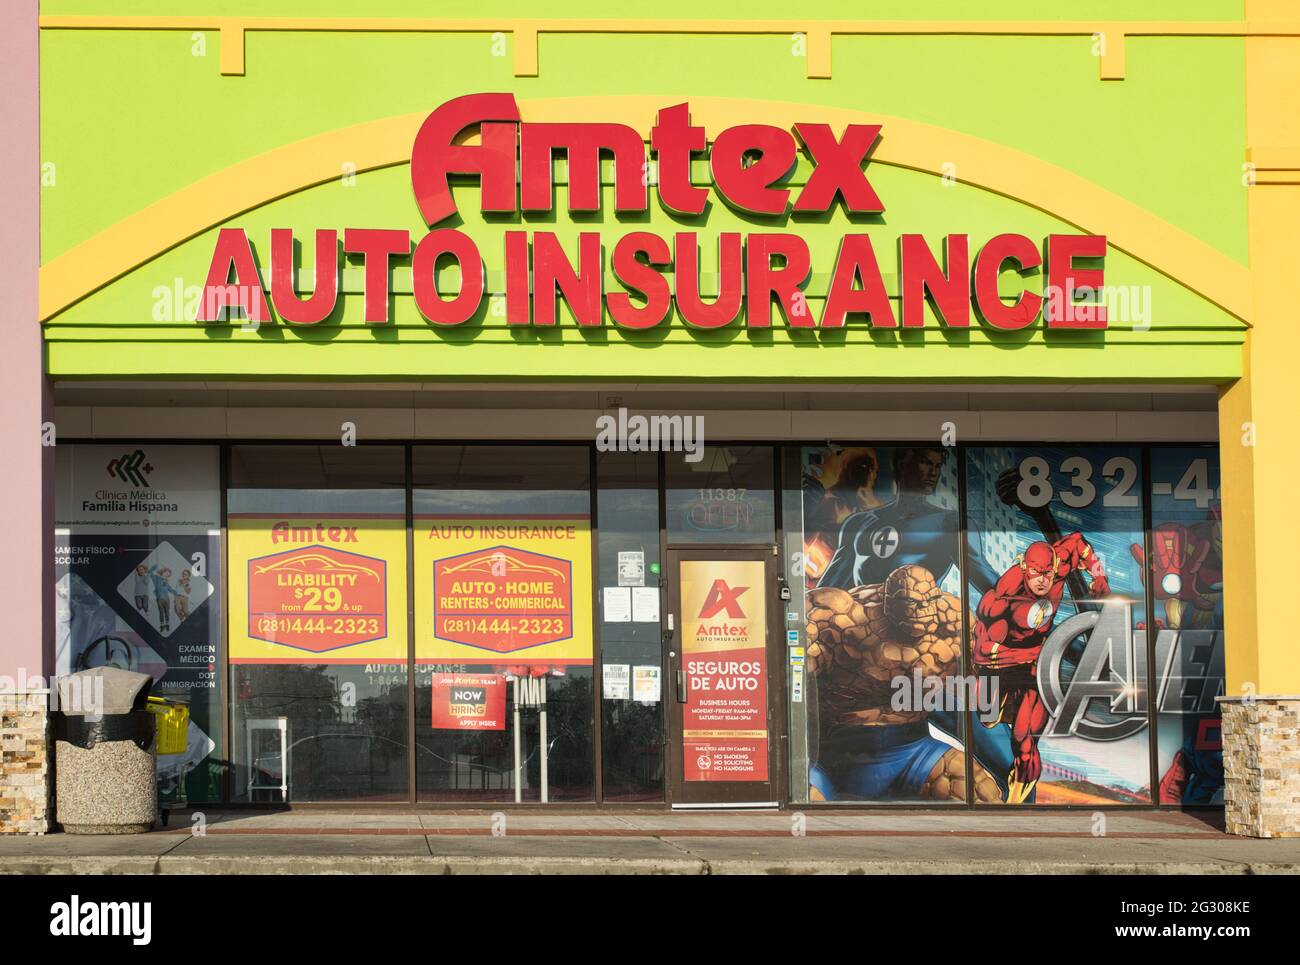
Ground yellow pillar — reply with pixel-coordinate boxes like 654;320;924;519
1217;0;1300;837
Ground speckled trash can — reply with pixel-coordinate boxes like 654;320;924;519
55;713;157;834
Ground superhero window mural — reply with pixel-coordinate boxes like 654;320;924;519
1147;448;1225;805
965;446;1151;805
797;444;1209;806
802;447;996;803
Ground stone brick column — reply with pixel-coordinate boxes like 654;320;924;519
0;691;50;834
1220;697;1300;838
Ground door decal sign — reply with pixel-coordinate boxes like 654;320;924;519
680;559;769;782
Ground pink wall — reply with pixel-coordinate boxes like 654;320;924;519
0;1;51;683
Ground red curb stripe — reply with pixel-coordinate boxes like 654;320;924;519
159;827;1228;839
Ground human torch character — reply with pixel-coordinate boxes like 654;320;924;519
805;564;1001;802
972;534;1110;804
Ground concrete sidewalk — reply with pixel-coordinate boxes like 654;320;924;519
2;809;1297;874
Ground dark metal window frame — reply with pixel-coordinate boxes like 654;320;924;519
56;436;1220;811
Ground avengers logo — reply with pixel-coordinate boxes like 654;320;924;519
1035;601;1224;742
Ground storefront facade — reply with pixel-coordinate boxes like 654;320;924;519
3;2;1299;832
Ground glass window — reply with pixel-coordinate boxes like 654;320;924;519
596;449;664;802
796;445;970;804
665;445;775;545
54;444;225;804
412;446;594;802
234;664;409;802
965;445;1149;805
228;445;408;802
1148;447;1225;806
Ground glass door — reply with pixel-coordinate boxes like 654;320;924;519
665;548;782;807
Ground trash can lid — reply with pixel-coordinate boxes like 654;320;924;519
57;667;153;716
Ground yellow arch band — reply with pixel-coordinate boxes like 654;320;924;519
37;96;1250;325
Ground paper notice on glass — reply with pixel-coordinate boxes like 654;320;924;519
617;550;645;587
603;586;632;622
631;586;660;623
632;665;661;704
603;663;630;700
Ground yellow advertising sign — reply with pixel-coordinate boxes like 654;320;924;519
228;514;408;663
415;516;593;667
679;558;769;782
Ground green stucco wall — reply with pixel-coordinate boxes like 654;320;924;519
38;2;1249;382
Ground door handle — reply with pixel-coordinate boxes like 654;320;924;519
676;669;688;703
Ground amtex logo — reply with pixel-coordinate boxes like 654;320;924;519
106;449;153;487
698;579;748;619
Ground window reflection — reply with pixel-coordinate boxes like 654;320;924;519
235;664;408;802
597;449;664;802
413;446;595;802
665;446;775;545
228;445;408;803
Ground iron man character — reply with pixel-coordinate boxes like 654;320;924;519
806;564;1001;803
1130;512;1223;631
972;535;1110;804
1134;509;1225;802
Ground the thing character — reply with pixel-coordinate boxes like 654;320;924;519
972;535;1109;803
806;564;1001;803
814;448;1009;792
